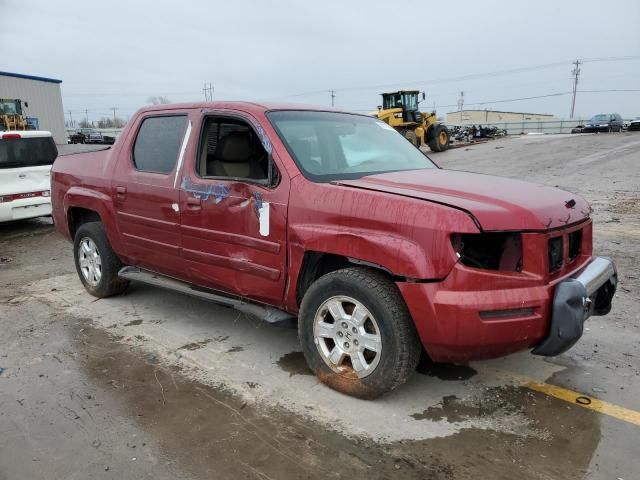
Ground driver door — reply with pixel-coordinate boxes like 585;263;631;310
179;113;289;305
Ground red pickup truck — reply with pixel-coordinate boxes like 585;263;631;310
51;102;617;398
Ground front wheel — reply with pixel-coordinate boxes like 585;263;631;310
73;222;129;298
428;125;450;152
400;128;418;147
299;268;421;399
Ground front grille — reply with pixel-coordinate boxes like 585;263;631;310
548;237;563;272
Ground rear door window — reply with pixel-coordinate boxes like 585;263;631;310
0;137;58;169
133;115;187;174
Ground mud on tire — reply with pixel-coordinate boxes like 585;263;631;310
73;221;129;298
298;267;421;399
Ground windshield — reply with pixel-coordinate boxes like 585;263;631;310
268;111;436;181
591;114;609;122
0;137;58;169
0;100;20;116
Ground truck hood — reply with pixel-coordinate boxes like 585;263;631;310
335;169;591;231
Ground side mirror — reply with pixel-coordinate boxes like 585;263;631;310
422;92;426;101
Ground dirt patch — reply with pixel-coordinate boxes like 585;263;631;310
226;345;244;353
73;322;455;479
276;351;314;377
607;193;640;216
123;319;143;327
69;321;602;479
177;339;212;351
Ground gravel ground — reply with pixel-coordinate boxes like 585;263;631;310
1;132;638;479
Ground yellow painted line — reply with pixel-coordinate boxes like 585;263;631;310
476;366;640;427
526;381;640;427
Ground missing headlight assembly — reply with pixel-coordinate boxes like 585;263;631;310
451;232;523;272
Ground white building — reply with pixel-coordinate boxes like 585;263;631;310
0;71;66;144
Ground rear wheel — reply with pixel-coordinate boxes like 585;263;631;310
428;125;450;152
299;268;421;399
400;129;418;147
73;222;128;298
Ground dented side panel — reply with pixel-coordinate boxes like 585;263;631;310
283;175;480;312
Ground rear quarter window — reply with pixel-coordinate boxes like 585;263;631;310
0;136;58;169
133;115;187;174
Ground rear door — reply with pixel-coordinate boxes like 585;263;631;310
111;111;192;278
179;112;289;305
0;133;57;221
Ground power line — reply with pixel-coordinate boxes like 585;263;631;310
578;89;640;93
438;91;571;109
265;56;640;101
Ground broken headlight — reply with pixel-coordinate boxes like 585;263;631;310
451;233;523;272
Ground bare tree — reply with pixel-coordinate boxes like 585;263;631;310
97;117;126;128
147;96;171;105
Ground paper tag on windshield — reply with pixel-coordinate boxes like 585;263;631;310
259;202;270;237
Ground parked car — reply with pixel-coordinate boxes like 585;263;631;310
68;128;115;145
0;130;56;222
50;102;618;399
583;113;624;133
627;117;640;132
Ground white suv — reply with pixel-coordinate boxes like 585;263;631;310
0;130;57;222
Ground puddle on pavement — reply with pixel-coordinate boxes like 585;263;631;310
276;351;314;377
411;395;482;422
411;387;541;423
72;321;603;479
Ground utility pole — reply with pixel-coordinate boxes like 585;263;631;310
329;89;336;107
202;82;214;101
110;107;118;126
457;91;464;112
84;109;89;126
570;59;582;120
67;110;73;127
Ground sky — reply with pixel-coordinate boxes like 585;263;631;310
1;0;639;123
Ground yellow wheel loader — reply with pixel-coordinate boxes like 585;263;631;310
0;99;29;131
374;90;449;152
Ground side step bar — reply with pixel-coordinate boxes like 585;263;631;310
118;266;295;324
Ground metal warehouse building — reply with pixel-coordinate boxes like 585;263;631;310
0;71;66;144
447;109;554;124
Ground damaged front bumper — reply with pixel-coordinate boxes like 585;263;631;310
532;256;617;356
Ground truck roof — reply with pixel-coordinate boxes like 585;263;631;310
133;101;346;117
0;130;53;139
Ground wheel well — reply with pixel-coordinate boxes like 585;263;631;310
68;208;101;238
296;252;394;305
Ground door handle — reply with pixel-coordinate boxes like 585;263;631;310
186;196;202;208
115;186;127;194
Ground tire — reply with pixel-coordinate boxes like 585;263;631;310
73;222;128;298
428;124;450;152
298;267;421;399
400;129;418;147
